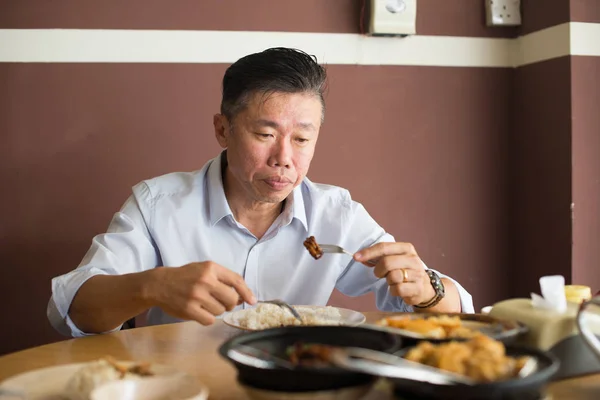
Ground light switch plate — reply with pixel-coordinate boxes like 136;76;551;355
485;0;522;26
369;0;417;36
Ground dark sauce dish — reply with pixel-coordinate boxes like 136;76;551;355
218;325;402;392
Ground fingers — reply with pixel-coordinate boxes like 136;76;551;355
216;267;257;305
372;254;424;279
354;242;417;266
352;243;435;306
185;304;217;326
196;290;228;316
210;282;242;312
386;268;417;286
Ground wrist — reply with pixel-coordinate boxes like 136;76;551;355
419;284;437;305
137;268;165;308
414;269;445;309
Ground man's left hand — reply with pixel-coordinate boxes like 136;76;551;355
353;242;436;306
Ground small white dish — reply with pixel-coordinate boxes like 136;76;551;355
91;374;209;400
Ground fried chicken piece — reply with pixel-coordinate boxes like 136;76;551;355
446;326;479;339
405;341;436;363
470;333;506;359
403;334;525;383
465;354;515;382
303;236;323;260
103;356;154;378
428;315;462;329
385;318;447;339
433;342;473;375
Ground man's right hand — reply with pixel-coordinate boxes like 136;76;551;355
149;261;256;326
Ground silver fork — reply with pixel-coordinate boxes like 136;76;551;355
258;299;303;323
319;244;377;266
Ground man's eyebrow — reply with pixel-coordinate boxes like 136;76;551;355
296;122;316;131
254;119;316;131
255;119;279;129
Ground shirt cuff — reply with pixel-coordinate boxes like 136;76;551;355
49;266;123;337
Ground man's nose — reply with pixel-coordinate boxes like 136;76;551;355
271;138;292;168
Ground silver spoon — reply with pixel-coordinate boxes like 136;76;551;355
227;345;295;369
329;347;476;385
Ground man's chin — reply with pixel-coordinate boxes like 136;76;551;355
257;190;292;204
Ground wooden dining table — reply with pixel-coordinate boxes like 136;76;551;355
0;312;599;399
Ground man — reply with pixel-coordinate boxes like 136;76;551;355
48;47;473;337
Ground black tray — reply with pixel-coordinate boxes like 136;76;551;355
218;325;402;392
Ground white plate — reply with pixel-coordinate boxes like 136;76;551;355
223;305;366;331
90;375;209;400
0;361;183;400
241;382;374;400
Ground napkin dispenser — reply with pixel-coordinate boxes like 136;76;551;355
488;277;600;380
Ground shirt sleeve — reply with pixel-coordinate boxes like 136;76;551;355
47;182;160;337
334;201;474;313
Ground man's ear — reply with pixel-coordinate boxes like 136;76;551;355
213;114;230;148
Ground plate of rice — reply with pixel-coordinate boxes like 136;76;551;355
223;303;366;331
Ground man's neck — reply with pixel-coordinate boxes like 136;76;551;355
230;200;283;239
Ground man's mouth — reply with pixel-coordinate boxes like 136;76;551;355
263;177;292;190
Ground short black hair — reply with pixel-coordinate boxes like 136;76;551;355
220;47;327;123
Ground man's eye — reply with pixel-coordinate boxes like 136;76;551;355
296;138;309;143
256;133;272;138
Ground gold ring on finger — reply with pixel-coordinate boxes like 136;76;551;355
402;268;409;283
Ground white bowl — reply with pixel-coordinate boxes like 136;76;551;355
90;374;209;400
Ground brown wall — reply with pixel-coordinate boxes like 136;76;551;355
510;57;573;297
518;0;600;34
509;0;600;297
571;56;600;291
0;0;516;37
322;66;512;312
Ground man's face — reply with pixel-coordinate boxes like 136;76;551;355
214;91;322;205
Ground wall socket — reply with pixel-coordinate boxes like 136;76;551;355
368;0;417;36
485;0;522;26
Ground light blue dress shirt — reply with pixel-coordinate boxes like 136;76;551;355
48;152;474;337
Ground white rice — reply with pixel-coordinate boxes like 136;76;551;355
237;303;342;330
64;359;145;400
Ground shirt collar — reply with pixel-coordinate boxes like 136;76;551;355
207;151;308;232
207;151;233;226
281;183;308;232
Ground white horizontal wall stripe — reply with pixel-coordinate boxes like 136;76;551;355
514;23;571;67
0;29;514;67
0;22;599;67
570;22;600;57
